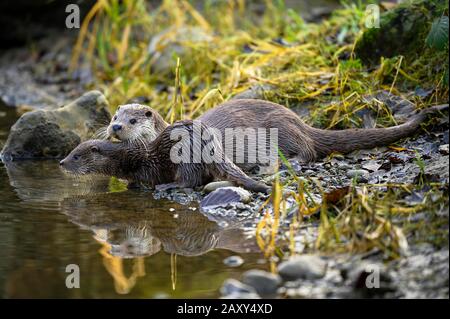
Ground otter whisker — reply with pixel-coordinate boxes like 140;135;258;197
93;126;109;140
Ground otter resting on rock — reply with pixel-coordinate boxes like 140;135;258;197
61;120;270;194
107;100;448;173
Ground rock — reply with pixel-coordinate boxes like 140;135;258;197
355;0;445;65
362;160;381;172
241;269;282;298
223;255;244;267
0;91;111;160
200;187;252;209
278;255;327;281
346;169;370;182
220;278;259;298
147;26;213;74
362;90;416;122
425;156;449;180
439;144;449;155
203;181;235;193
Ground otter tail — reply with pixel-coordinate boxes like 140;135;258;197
307;104;448;158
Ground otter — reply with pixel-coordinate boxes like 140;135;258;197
61;120;270;193
107;99;448;172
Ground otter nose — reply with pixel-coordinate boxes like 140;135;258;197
112;124;122;132
59;160;64;166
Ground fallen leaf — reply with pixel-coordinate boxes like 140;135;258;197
324;187;350;205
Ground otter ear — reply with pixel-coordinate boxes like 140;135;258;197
145;111;153;118
91;146;100;153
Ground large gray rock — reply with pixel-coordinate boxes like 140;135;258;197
0;91;110;160
278;255;327;281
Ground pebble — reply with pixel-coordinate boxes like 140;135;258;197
438;144;449;155
278;255;327;281
223;256;244;267
241;269;282;298
346;169;369;182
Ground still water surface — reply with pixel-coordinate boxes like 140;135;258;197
0;104;265;298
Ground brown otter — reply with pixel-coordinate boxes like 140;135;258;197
107;103;168;144
107;100;448;172
61;120;270;193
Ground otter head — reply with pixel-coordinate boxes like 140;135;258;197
60;140;119;176
107;104;167;143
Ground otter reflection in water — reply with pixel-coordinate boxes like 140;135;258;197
3;160;111;204
61;191;259;294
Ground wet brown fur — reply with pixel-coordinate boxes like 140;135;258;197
108;99;448;169
62;120;270;193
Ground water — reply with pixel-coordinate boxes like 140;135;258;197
0;103;265;298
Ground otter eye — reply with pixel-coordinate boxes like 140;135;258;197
145;111;152;118
130;119;137;124
91;146;99;153
113;115;117;120
73;155;80;161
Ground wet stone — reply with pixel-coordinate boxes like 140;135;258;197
241;269;282;298
223;255;244;267
0;90;111;161
200;187;252;209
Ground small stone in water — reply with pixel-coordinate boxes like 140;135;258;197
169;208;175;212
223;256;244;267
173;214;179;219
